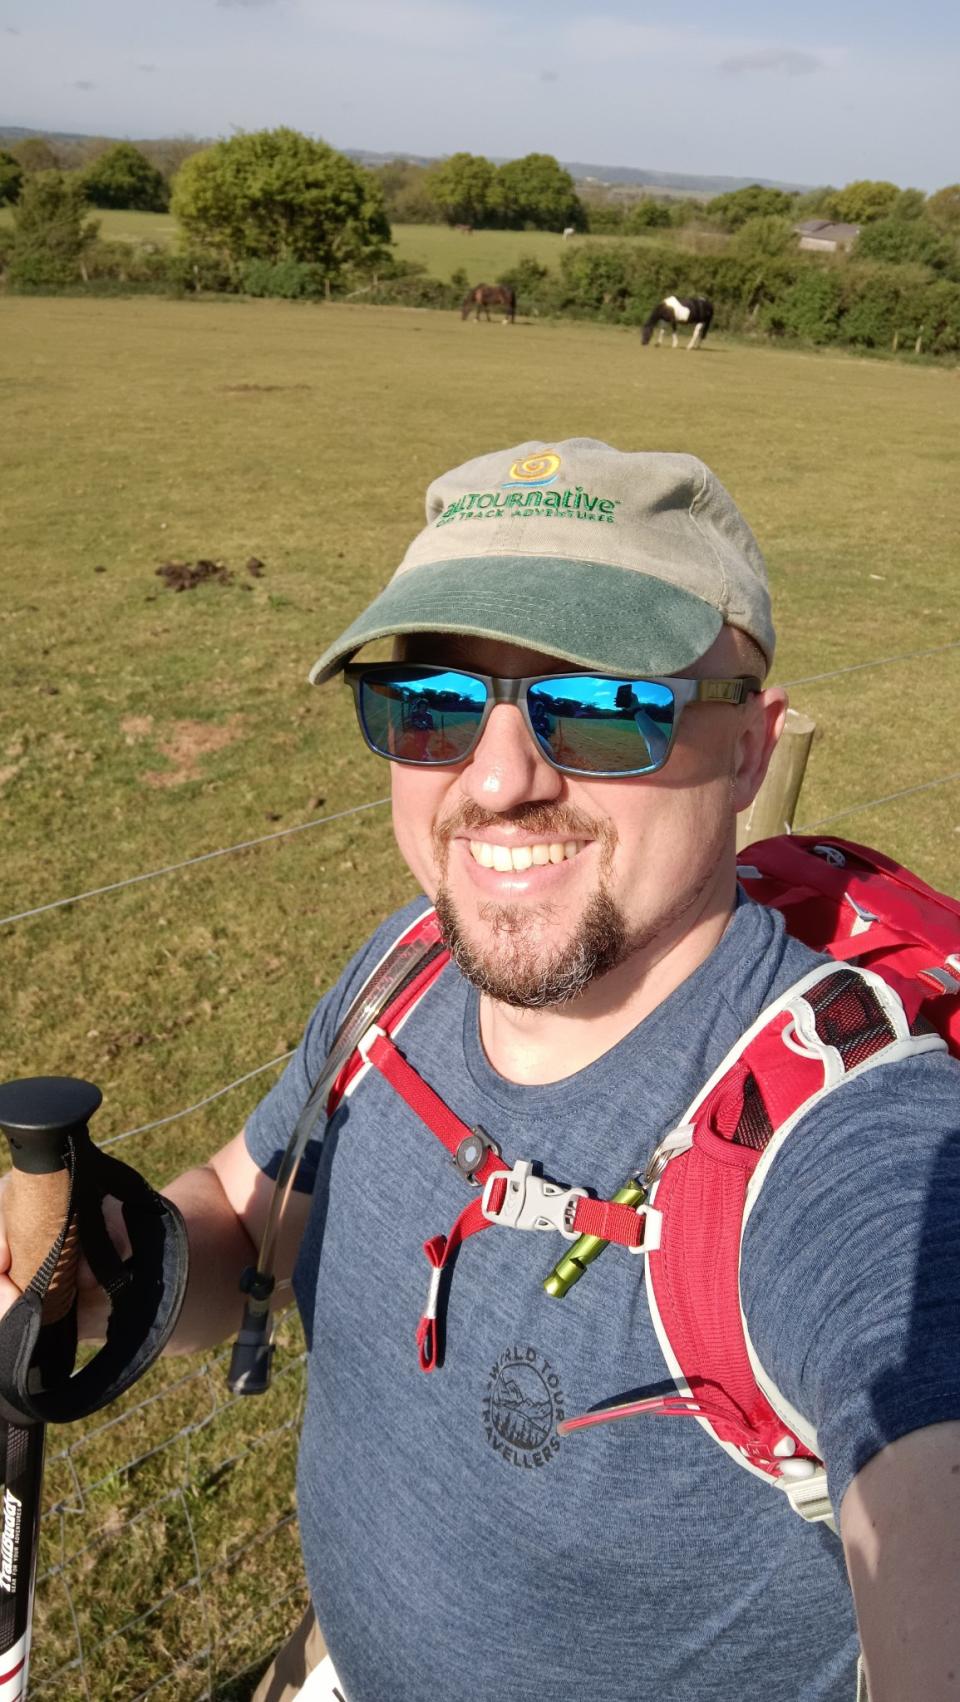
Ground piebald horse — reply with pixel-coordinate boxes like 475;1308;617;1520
641;295;713;349
460;283;516;324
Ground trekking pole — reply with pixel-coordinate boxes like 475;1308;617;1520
0;1076;102;1702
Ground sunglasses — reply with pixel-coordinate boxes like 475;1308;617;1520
345;664;761;779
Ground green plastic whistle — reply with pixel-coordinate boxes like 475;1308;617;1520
543;1177;648;1298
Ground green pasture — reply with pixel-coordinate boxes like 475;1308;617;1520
0;207;697;280
3;296;959;1697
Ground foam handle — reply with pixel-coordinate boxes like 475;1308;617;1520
0;1076;102;1319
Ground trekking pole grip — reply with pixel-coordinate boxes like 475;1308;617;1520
0;1077;102;1319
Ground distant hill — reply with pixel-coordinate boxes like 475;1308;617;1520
0;126;813;199
346;148;813;199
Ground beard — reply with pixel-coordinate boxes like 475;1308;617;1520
431;790;732;1010
431;798;636;1008
434;881;631;1007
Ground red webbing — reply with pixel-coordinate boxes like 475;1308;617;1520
367;1031;503;1185
416;1182;506;1370
568;1195;646;1248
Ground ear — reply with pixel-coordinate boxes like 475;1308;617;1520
731;687;788;813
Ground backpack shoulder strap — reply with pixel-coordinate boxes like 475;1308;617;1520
642;960;943;1522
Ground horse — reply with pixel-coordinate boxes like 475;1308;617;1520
641;295;713;349
460;283;516;324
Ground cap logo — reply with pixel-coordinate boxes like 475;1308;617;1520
502;451;561;490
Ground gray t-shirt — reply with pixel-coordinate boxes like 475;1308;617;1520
246;895;960;1702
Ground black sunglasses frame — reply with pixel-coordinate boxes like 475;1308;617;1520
344;663;762;780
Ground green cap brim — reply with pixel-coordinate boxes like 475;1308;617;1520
309;554;723;684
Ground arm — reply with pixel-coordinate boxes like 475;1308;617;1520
841;1421;960;1702
0;1132;312;1356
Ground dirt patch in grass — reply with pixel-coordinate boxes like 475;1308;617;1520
131;714;246;788
223;383;311;394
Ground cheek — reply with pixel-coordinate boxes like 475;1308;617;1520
390;769;448;893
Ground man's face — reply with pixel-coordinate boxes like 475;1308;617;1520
388;631;775;1008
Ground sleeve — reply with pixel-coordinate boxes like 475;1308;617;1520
740;1048;960;1516
243;897;431;1191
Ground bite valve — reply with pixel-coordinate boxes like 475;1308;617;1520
227;1268;276;1395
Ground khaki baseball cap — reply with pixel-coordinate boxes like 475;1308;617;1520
309;438;775;684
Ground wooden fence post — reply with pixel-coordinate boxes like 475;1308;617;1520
736;707;816;850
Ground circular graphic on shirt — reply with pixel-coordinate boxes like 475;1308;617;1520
482;1345;565;1467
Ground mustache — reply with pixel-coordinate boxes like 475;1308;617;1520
433;800;608;849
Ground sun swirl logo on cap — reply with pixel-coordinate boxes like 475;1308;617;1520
501;451;561;490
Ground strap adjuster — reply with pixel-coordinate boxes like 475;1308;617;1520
453;1126;500;1185
481;1161;586;1241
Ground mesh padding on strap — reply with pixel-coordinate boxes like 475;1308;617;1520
805;969;897;1067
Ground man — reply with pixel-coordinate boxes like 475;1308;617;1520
4;442;958;1699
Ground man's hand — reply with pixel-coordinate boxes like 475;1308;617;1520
0;1172;131;1339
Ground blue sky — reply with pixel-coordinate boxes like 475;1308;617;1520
1;0;957;190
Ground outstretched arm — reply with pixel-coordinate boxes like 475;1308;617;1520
842;1420;960;1701
0;1131;311;1355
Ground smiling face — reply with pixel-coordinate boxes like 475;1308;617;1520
388;630;784;1010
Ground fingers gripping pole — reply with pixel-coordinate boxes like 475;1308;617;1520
0;1078;101;1320
0;1076;102;1699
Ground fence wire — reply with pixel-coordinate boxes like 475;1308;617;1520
10;636;960;1700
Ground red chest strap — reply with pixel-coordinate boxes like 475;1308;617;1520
325;914;655;1369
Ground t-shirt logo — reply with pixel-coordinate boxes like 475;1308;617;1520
482;1345;565;1468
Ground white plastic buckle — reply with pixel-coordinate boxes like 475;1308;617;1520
356;1022;386;1063
481;1161;586;1241
626;1204;662;1254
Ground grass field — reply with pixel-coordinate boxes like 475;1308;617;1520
3;296;959;1696
0;207;704;279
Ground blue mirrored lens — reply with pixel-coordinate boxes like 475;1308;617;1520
360;668;488;764
526;677;676;774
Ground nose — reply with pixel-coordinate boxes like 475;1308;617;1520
459;703;563;811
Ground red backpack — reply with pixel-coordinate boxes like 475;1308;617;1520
322;835;960;1525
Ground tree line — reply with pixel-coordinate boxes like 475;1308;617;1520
2;127;959;356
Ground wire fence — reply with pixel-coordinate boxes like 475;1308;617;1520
8;636;960;1700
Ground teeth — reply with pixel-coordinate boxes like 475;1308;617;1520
469;839;583;871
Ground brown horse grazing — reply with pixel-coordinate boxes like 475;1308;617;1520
461;283;516;323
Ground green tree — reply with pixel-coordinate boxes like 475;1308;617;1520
8;170;100;286
927;184;960;231
372;160;439;224
423;152;497;227
891;188;927;220
709;184;796;230
624;197;671;231
11;136;61;174
829;179;901;224
171;128;391;276
494;153;583;231
82;142;169;211
728;214;795;260
0;149;24;205
855;217;954;272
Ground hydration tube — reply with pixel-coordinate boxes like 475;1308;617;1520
227;929;446;1394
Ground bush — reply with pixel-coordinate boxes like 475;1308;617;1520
82;142;169;212
0;149;23;205
624;199;672;232
238;258;328;298
840;261;928;347
762;265;845;342
855;217;956;275
7;170;99;288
